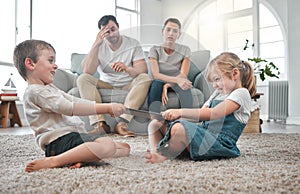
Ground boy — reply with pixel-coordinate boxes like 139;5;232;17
13;39;130;172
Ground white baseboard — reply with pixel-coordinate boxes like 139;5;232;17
261;114;300;125
286;116;300;125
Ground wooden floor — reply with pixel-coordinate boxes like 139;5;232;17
0;120;299;135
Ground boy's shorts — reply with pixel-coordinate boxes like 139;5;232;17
45;132;101;157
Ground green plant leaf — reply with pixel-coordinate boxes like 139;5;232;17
243;39;280;81
259;71;266;81
243;39;249;50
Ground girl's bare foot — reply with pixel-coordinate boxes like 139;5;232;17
145;149;167;164
69;162;83;169
25;157;57;172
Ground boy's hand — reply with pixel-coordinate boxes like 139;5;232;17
110;103;125;117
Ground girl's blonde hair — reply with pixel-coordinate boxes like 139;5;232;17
205;52;256;97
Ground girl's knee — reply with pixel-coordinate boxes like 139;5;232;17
170;123;185;136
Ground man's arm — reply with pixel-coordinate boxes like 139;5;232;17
81;44;100;75
126;59;148;78
82;30;107;74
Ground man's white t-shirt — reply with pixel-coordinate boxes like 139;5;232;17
97;35;145;87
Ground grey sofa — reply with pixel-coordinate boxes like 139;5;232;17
53;50;214;134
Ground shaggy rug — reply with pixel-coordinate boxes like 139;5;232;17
0;133;299;194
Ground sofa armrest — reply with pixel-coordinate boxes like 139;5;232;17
53;69;79;93
193;71;214;102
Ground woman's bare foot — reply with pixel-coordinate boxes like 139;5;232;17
25;157;57;172
145;149;167;163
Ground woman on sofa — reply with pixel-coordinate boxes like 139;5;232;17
147;18;193;113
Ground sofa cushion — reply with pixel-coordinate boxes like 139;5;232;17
70;53;99;78
188;50;210;83
53;69;78;92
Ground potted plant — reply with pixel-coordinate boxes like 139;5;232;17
243;39;280;81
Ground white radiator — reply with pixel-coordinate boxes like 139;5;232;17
268;81;289;121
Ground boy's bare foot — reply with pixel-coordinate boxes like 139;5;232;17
25;157;57;172
145;149;167;164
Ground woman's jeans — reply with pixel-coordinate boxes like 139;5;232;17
147;80;194;113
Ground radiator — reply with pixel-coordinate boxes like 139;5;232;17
268;81;289;121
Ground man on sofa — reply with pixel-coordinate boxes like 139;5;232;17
77;15;151;137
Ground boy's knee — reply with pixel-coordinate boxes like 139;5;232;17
95;137;116;152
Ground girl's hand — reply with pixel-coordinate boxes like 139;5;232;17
177;77;192;90
162;109;182;121
110;103;125;117
162;83;170;106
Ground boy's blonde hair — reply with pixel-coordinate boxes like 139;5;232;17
13;39;55;81
205;52;256;97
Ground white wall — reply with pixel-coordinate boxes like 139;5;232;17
140;0;300;123
140;0;163;50
286;0;300;123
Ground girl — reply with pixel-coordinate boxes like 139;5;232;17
147;18;193;113
146;52;256;163
13;39;130;172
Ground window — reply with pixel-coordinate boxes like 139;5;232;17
32;0;115;69
184;0;286;82
0;0;30;97
0;1;17;64
0;0;140;99
116;0;140;40
259;4;285;79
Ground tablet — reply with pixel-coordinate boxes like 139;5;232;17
125;108;164;120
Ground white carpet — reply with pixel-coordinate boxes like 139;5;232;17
0;133;299;193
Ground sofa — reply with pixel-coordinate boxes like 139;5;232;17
53;50;214;135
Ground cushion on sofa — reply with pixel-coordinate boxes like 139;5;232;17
71;53;99;78
188;50;210;83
